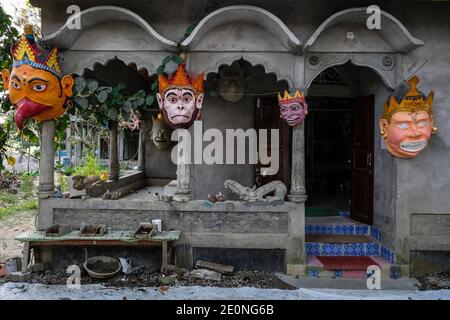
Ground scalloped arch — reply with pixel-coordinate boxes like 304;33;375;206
200;54;294;88
41;6;177;50
304;7;423;53
181;5;302;52
73;55;154;79
305;55;396;90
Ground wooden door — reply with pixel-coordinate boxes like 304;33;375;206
254;97;290;188
351;95;374;224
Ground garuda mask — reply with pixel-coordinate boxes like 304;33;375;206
1;25;74;130
380;76;436;159
156;64;204;129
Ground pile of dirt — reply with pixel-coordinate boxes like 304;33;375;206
28;269;295;290
416;271;450;291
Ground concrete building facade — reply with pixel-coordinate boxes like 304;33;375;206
30;0;450;276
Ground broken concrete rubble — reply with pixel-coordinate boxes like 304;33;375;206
195;260;234;275
190;269;222;281
166;264;188;276
159;274;177;285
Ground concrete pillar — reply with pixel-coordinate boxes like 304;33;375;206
137;115;146;171
173;160;192;202
172;129;192;202
65;125;71;159
38;120;55;198
286;205;305;266
288;123;308;203
108;120;120;180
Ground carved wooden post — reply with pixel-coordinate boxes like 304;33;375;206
108;120;120;180
288;123;307;203
38;120;55;198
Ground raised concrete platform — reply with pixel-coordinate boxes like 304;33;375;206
37;197;305;271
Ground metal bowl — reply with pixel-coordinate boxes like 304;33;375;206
83;256;121;279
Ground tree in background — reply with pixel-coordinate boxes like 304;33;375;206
0;4;19;169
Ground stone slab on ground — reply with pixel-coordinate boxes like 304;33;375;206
0;283;449;300
190;269;222;281
276;273;420;291
8;272;31;282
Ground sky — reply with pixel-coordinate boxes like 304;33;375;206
0;0;40;30
0;0;26;16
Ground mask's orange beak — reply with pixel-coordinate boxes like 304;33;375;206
14;98;51;130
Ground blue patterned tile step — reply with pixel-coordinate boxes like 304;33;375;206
306;242;321;256
355;225;369;235
306;242;381;256
370;226;382;241
306;224;356;235
306;223;382;239
338;211;350;218
381;246;396;263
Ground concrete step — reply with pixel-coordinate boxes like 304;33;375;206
277;272;418;290
288;256;409;279
306;234;373;243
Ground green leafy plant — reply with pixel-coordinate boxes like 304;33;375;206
55;160;74;176
56;173;68;193
72;153;106;177
70;79;155;125
0;198;37;219
19;172;35;197
0;169;38;220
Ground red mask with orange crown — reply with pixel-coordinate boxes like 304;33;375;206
156;64;204;129
1;25;74;130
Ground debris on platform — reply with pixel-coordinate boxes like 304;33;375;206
190;269;222;281
195;260;234;275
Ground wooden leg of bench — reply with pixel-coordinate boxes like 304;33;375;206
162;241;168;273
22;242;30;272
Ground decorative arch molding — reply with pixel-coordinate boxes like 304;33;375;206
59;51;164;76
181;5;302;52
304;53;400;90
41;6;177;50
189;52;296;88
304;7;423;53
84;58;152;79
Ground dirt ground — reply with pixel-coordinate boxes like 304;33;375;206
416;272;450;291
26;269;296;290
0;210;448;292
0;211;36;262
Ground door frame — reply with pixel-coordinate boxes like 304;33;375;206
304;96;375;224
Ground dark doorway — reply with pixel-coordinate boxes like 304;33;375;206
254;97;290;188
305;96;374;223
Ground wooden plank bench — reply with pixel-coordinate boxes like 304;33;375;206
15;230;181;273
